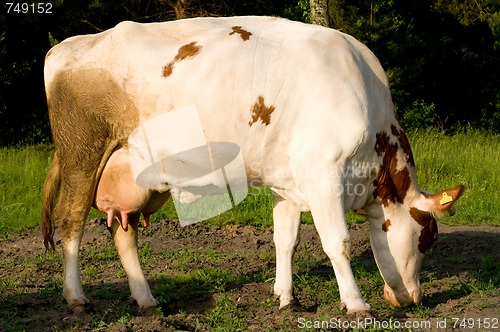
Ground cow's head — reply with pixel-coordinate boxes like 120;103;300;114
367;124;464;307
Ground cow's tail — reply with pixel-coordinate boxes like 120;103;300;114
41;153;61;252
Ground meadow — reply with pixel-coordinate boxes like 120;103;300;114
0;129;498;234
0;129;499;331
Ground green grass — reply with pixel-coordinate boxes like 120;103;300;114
0;144;53;233
408;128;499;225
0;129;498;234
204;293;249;331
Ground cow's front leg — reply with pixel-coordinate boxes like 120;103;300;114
309;193;371;315
110;214;158;313
272;194;301;308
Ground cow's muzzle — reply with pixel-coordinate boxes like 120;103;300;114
383;284;422;307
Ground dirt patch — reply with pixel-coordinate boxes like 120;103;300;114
0;220;498;331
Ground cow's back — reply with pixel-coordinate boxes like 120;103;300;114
45;16;396;203
45;16;391;129
114;18;391;166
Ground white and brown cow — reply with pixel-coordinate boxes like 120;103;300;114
41;16;464;315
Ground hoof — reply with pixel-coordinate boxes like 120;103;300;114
139;305;159;317
346;309;374;319
68;302;94;315
339;302;347;311
131;296;159;316
279;298;306;312
271;294;281;306
273;293;305;311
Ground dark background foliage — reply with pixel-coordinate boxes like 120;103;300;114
0;0;498;146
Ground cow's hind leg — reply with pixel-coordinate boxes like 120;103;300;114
56;145;119;313
110;213;158;314
57;172;97;313
308;189;371;315
47;68;136;313
272;193;301;309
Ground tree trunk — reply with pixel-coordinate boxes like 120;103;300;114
310;0;330;27
167;0;193;19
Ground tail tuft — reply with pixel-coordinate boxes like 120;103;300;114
41;153;60;252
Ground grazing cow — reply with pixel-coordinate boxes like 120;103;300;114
41;16;464;315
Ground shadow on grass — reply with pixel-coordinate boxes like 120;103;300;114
0;281;131;332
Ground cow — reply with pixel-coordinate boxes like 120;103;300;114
41;16;464;316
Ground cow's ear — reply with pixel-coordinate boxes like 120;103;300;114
423;185;465;217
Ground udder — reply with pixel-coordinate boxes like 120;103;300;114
94;148;169;231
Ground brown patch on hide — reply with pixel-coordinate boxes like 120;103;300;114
43;68;139;252
341;238;351;260
248;96;275;126
162;42;202;78
382;219;391;232
229;26;252;41
391;125;415;167
374;130;412;207
410;207;438;253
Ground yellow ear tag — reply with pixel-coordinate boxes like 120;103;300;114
439;192;453;205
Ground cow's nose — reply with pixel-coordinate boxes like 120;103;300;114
383;284;420;307
383;284;401;306
411;289;422;305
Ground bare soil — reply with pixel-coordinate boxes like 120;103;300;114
0;220;499;331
